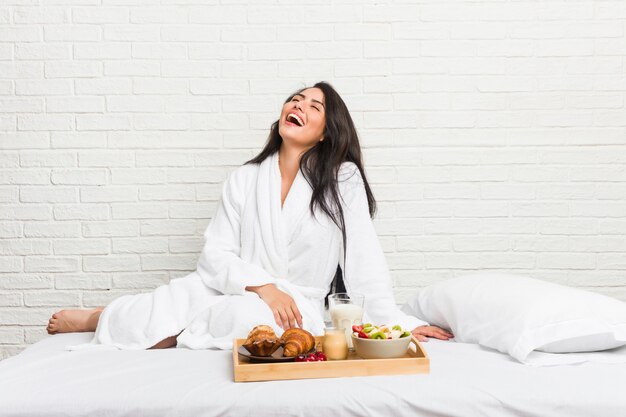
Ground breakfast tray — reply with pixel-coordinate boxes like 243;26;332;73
232;336;429;382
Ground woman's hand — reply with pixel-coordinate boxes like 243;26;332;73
411;325;454;342
246;284;303;330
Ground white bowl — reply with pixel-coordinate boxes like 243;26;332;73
351;334;411;359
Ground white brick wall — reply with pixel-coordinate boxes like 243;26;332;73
1;1;625;360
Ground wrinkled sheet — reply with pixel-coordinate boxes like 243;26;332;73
1;333;624;417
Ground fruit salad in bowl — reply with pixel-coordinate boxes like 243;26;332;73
351;324;412;359
352;324;411;340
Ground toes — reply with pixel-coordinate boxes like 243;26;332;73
52;313;58;319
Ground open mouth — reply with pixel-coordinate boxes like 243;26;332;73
286;113;304;127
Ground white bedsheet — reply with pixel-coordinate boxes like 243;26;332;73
1;333;625;417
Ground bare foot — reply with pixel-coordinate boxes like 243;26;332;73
47;308;104;335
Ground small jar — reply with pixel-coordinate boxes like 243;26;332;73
322;327;349;360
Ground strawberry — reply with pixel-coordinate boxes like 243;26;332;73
358;330;369;339
352;325;364;333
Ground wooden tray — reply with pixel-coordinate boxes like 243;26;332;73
233;336;429;382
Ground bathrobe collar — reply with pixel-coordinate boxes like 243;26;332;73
256;151;312;279
280;159;313;246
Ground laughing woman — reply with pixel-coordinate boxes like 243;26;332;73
47;81;453;351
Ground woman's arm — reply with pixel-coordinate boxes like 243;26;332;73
195;168;277;295
337;164;451;340
196;168;303;330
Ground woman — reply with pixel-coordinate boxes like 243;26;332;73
47;81;452;350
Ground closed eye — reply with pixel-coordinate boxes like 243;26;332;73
292;98;320;112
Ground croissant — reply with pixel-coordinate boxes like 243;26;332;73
242;325;281;357
280;328;315;357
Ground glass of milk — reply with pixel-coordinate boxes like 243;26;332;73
328;293;364;349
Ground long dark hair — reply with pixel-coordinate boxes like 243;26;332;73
246;81;376;297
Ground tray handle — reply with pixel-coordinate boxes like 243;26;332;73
409;335;419;352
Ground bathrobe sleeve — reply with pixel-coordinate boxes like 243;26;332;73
195;167;277;295
338;163;428;331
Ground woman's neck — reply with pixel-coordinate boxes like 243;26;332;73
278;144;302;179
278;144;307;207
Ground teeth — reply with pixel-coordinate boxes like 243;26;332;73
287;113;304;126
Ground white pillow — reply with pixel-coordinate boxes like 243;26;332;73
402;273;626;365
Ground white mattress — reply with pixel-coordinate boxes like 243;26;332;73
0;333;625;417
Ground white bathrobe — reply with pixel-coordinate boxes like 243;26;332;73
68;151;426;351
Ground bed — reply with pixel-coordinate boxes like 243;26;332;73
1;333;624;417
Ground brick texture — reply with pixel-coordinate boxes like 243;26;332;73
1;1;625;360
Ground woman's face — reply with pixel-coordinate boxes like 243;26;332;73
278;87;326;150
